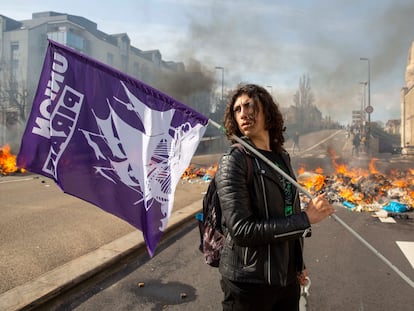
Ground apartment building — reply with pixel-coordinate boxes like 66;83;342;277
0;11;184;147
401;41;414;155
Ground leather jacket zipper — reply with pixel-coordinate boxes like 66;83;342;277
273;227;312;239
294;192;307;271
256;159;272;284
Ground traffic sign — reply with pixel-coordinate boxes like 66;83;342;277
365;105;374;113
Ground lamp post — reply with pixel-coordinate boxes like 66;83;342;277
22;89;28;120
215;66;224;102
359;81;367;130
266;85;272;93
360;57;371;152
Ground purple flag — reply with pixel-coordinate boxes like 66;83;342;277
17;40;208;256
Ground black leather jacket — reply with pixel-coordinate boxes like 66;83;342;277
215;139;311;286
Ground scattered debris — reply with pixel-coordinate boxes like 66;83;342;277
181;163;217;181
374;210;410;219
181;151;414;220
0;144;26;175
297;153;413;218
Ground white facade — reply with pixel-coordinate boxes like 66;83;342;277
0;11;184;148
401;41;414;155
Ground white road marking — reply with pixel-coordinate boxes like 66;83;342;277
297;130;343;155
396;241;414;269
331;211;414;289
378;217;396;223
0;177;36;184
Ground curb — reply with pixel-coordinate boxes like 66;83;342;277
0;200;202;311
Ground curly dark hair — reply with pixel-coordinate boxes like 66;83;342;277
223;83;285;151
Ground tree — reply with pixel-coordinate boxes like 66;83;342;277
291;74;321;133
0;60;30;147
293;74;314;108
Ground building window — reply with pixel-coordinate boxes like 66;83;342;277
11;42;19;59
133;62;140;77
121;55;128;72
107;53;114;66
10;42;19;77
120;37;128;55
47;31;85;51
47;31;66;45
66;32;85;51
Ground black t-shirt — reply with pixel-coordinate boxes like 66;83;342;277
258;149;294;215
259;149;298;284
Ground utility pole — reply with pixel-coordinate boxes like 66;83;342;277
215;66;224;102
360;57;372;152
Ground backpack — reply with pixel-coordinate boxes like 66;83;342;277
197;143;253;267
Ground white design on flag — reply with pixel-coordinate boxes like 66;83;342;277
80;81;204;231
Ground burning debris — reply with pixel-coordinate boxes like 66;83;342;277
0;144;25;176
182;150;413;218
297;151;413;216
181;163;218;182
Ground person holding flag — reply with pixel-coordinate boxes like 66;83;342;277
214;84;334;310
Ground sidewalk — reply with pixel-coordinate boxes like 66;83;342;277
0;197;204;311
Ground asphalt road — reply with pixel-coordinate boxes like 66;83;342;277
0;174;134;294
63;129;414;310
0;157;219;295
1;129;414;310
44;207;414;311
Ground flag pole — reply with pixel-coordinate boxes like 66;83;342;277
208;118;414;289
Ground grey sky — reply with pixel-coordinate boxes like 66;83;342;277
2;0;414;123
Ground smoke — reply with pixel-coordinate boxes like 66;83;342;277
153;58;216;120
165;0;414;124
155;59;215;108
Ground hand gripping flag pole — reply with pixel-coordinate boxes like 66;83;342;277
208;119;414;289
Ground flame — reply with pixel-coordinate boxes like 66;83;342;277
182;150;414;212
314;167;324;175
296;150;414;210
0;144;25;175
297;172;326;192
205;163;218;177
368;158;379;174
181;163;218;180
329;149;349;175
392;179;408;188
409;190;414;200
297;166;306;175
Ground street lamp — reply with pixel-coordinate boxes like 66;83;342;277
266;85;272;93
215;66;224;102
359;81;367;129
360;57;371;151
